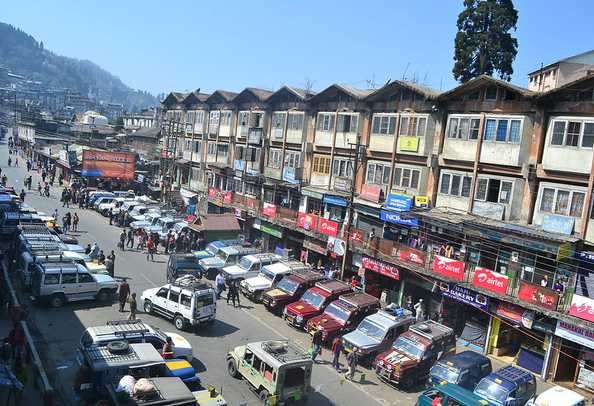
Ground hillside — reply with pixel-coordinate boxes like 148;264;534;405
0;22;158;112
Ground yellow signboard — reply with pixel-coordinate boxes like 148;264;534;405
415;196;428;207
400;137;419;152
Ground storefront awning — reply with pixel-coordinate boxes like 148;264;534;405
188;214;241;232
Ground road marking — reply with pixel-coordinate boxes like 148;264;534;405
140;273;158;288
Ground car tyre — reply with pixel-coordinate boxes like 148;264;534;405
254;291;262;303
144;300;153;314
402;374;416;391
227;359;239;378
366;352;377;368
259;389;270;404
174;315;186;331
50;293;65;308
107;340;130;354
97;289;110;302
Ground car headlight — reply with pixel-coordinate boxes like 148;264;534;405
283;308;287;315
360;349;366;354
271;299;277;306
296;315;303;322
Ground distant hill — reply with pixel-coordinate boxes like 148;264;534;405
0;22;159;112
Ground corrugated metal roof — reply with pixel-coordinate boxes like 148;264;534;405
310;83;374;103
368;80;442;101
132;127;161;138
204;90;239;103
437;75;535;100
189;214;241;232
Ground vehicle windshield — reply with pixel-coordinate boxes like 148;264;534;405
430;364;459;383
324;303;349;323
357;319;388;341
205;244;219;256
149;326;167;341
300;290;325;309
474;379;509;404
238;257;254;271
276;278;299;294
392;336;426;360
261;268;275;282
217;251;230;262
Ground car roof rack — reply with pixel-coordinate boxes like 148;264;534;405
260;340;310;363
409;321;454;340
106;319;150;336
172;275;212;291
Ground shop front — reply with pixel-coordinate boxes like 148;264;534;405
302;236;328;269
551;320;594;394
360;255;400;302
253;219;283;254
323;194;347;224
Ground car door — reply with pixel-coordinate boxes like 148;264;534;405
165;287;181;317
61;272;78;300
153;287;170;315
77;273;97;297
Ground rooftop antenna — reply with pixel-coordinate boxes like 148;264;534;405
402;63;410;81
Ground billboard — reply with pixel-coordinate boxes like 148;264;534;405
81;150;135;178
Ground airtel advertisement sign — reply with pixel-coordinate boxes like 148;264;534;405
263;203;277;217
472;267;509;295
570;294;594;323
319;218;339;237
297;213;316;231
433;255;465;280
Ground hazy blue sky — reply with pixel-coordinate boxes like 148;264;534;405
2;0;592;97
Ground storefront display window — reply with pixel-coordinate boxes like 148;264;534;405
327;205;345;223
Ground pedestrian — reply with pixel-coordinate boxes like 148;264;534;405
126;228;134;248
350;275;357;291
331;336;342;371
97;250;106;265
8;323;25;361
85;244;92;255
215;272;226;300
162;336;174;359
414;299;425;322
311;327;323;362
119;231;126;251
12;357;27;403
72;213;79;231
0;338;11;365
128;293;137;320
346;346;358;381
227;280;240;307
52;209;59;221
14;158;18;167
136;231;144;251
109;209;114;225
118;278;130;312
19;189;26;202
369;228;376;240
146;239;155;261
90;243;100;260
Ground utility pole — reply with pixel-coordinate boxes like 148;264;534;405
340;134;363;280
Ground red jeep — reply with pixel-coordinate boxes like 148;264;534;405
261;270;326;315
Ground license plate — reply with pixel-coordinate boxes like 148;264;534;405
262;299;269;305
286;316;294;323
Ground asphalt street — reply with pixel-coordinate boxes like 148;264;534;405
0;141;559;406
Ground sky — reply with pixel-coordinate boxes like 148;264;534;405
2;0;593;97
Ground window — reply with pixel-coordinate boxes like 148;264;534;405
272;112;286;129
312;156;331;174
366;163;391;185
78;274;94;283
285;151;300;169
399;116;427;137
371;115;397;135
184;139;191;151
393;167;420;189
447;116;481;140
62;274;77;284
169;291;180;304
192;140;202;153
468;90;480;101
288;113;304;130
332;158;353;178
238;112;249;126
217;144;229;158
196;112;204;124
157;288;168;299
484;118;522;143
209;111;220;135
220;111;232;126
269;149;282;168
439;173;472;197
317;113;335;131
207;142;216;155
484;85;498;101
337;114;358;133
186;112;195;123
550;120;594;148
475;178;513;204
539;187;585;217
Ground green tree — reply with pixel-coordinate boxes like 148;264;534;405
113;117;124;132
453;0;518;83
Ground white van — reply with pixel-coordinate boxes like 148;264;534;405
526;386;586;406
19;250;107;286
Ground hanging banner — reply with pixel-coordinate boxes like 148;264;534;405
223;191;232;203
362;256;400;280
81;150;135;178
303;237;328;255
319;218;339;237
570;294;594;323
263;203;277;217
518;281;559;310
439;282;488;310
433;255;465;280
496;302;534;329
361;185;381;202
297;213;316;231
472;267;509;295
400;247;426;266
555;320;594;350
327;236;346;256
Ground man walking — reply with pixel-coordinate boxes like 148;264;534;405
146;239;155;261
128;293;137;320
331;336;343;371
215;272;226;300
118;278;130;312
311;327;323;362
227;281;240;307
119;230;126;251
346;347;358;380
126;229;134;249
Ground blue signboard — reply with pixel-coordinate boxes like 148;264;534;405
323;195;347;207
234;160;245;171
386;193;413;211
380;210;418;227
541;214;574;235
81;169;102;177
578;251;594;263
282;168;299;184
439;282;488;311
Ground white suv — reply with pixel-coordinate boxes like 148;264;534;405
76;319;194;362
141;275;216;331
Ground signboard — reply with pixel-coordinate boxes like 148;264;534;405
518;281;559;310
433;255;465;280
555;320;594;350
333;178;350;192
234;160;245;171
496;302;534;329
362;256;400;280
400;247;426;266
472;201;505;221
380;210;419;227
263;203;277;217
282;168;299;184
386;193;413;211
472;267;509;295
415;196;428;208
233;208;247;220
361;185;381;202
208;188;218;197
81;150;135;178
319;218;339;237
261;222;282;238
209;188;223;206
439;282;488;311
570;294;594;323
578;251;594;263
327;236;345;256
400;137;419;152
323;195;347;207
542;214;574;235
303;237;327;255
223;191;232;203
302;189;324;199
297;213;316;231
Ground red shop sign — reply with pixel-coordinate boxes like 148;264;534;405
472;267;509;295
518;281;559;310
263;202;277;217
360;185;381;202
223;191;232;203
400;247;426;266
297;213;317;231
433;255;465;280
362;256;400;280
208;187;218;197
319;218;339;237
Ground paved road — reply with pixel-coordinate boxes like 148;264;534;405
0;142;558;406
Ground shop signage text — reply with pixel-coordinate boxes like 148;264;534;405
400;137;419;152
223;192;231;203
282;168;299;184
323;195;347;207
472;267;509;295
555;320;594;351
333;178;350;192
361;185;381;202
263;203;277;217
433;256;465;280
496;302;534;329
414;196;428;208
439;282;488;311
542;214;575;235
578;251;594;263
81;150;135;178
327;236;345;256
208;188;224;206
386;193;413;211
401;247;426;266
297;213;316;231
380;210;419;227
319;218;339;237
302;189;324;199
234;160;245;171
362;256;399;280
261;221;282;238
303;237;328;255
570;294;594;323
518;281;559;310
